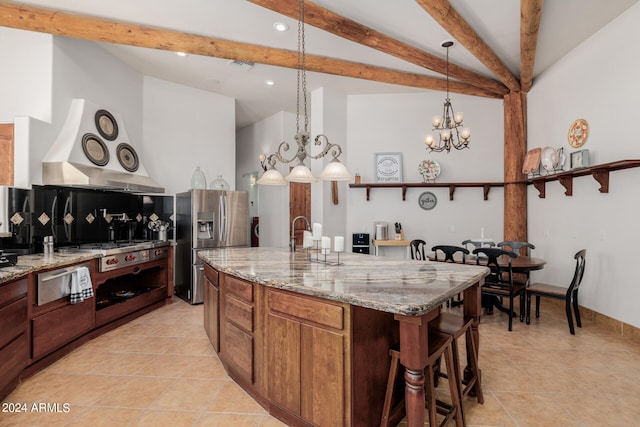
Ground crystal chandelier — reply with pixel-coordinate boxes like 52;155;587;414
424;41;471;153
257;0;352;185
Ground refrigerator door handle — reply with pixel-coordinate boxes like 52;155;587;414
221;194;228;242
218;194;225;243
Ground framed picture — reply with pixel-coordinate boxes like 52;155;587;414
570;149;589;170
374;152;403;183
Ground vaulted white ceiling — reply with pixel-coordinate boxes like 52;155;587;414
8;0;640;128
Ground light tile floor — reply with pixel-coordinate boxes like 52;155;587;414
2;298;640;426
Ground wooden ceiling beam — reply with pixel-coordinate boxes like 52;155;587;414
0;1;500;99
520;0;544;93
415;0;521;92
249;0;508;97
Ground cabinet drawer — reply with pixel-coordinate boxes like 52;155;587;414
225;295;253;332
224;321;253;384
268;290;344;330
0;278;27;307
204;265;219;288
32;301;94;360
0;332;28;391
0;297;27;349
224;275;253;303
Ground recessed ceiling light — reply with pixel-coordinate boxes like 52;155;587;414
264;80;275;86
273;22;289;32
176;51;188;57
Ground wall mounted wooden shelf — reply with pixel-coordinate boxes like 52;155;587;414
527;159;640;198
349;160;640;201
349;182;505;201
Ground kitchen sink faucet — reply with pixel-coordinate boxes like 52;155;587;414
290;216;311;252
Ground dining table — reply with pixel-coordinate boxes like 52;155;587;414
428;251;546;316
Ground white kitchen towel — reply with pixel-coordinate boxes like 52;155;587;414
69;266;94;304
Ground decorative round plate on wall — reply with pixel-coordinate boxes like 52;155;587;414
116;143;139;172
81;133;109;166
418;191;437;210
568;118;589;148
95;109;119;141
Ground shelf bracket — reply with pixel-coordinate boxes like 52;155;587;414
483;185;491;201
558;176;573;196
448;185;456;201
532;180;546;198
365;186;371;201
401;185;407;201
591;169;610;193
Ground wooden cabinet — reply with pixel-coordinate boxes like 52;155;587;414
266;288;350;427
203;264;220;352
0;277;28;397
212;273;397;427
31;298;94;360
219;274;255;384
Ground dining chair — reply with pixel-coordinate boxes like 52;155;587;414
497;241;535;256
473;247;525;331
497;241;536;286
526;249;586;334
409;239;427;260
461;239;495;252
431;245;469;263
431;245;469;307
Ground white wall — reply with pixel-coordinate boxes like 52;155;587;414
345;92;505;257
237;111;296;247
311;88;348;240
143;77;235;195
0;28;52;124
527;2;640;327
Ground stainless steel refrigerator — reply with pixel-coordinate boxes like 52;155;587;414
175;189;249;304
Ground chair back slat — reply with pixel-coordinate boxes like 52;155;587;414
497;241;535;256
568;249;587;294
473;247;517;286
410;239;427;260
431;245;469;263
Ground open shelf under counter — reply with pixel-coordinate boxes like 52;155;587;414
527;159;640;198
349;182;505;201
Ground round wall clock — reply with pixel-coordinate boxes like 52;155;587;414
116;143;139;172
418;191;437;210
81;133;109;166
568;118;589;148
95;109;119;141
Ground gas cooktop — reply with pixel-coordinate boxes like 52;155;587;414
58;240;170;256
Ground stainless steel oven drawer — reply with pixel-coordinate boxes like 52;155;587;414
37;262;91;306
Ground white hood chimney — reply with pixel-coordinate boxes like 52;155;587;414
42;99;164;193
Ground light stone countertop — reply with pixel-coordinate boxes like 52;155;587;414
0;252;99;284
199;247;490;316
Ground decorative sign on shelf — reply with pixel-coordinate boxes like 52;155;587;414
374;152;403;183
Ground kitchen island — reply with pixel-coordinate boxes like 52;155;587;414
199;247;489;427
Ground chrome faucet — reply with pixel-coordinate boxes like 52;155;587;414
290;216;311;252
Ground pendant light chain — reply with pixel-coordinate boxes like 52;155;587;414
296;0;308;134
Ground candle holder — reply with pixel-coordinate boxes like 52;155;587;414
310;241;344;266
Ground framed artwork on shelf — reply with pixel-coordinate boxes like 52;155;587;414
374;152;403;183
570;149;590;170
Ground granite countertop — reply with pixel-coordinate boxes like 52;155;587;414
199;247;490;316
0;252;99;284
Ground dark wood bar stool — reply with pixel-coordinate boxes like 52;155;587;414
380;330;464;427
430;312;484;410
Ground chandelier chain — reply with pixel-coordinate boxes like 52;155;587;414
296;0;308;134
